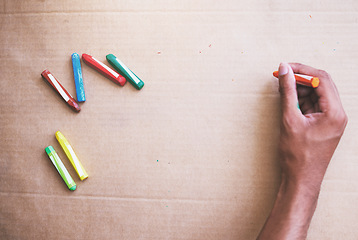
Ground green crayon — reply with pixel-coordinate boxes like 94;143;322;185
45;146;76;191
106;54;144;90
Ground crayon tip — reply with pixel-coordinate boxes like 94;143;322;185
74;104;81;112
80;175;88;181
136;81;144;90
68;100;81;112
311;77;320;88
41;69;50;78
69;185;76;191
71;53;79;58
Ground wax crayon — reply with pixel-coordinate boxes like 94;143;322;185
41;70;81;112
56;131;88;181
71;53;86;102
273;71;320;88
82;53;126;86
45;146;76;191
106;54;144;90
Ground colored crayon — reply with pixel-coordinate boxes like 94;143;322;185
106;54;144;90
45;146;76;191
273;71;320;88
82;53;126;86
71;53;86;102
41;70;81;112
56;131;88;181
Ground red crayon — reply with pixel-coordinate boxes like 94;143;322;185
82;53;126;86
41;70;81;112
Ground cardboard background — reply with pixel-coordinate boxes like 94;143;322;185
1;1;358;239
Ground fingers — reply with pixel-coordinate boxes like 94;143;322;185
288;63;342;115
297;85;313;98
278;63;301;117
299;96;319;114
288;63;321;76
297;86;320;114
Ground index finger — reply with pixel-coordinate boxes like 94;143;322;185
288;63;342;114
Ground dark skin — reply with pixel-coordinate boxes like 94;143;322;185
257;63;348;240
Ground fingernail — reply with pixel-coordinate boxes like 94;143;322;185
279;63;288;76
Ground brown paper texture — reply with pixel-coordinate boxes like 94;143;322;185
1;1;358;239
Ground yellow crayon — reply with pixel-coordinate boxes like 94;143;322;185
55;131;88;180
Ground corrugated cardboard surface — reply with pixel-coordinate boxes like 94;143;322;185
1;1;358;239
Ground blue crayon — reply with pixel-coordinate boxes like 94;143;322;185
71;53;86;102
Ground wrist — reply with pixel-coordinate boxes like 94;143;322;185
279;175;321;201
279;154;327;197
257;174;320;240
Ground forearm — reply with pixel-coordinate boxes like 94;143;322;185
257;178;320;240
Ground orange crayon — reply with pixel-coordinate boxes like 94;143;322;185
273;71;320;88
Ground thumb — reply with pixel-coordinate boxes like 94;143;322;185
278;63;299;115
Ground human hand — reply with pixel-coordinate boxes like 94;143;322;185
278;62;348;194
257;63;347;240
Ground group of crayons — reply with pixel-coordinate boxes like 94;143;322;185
46;131;88;191
40;53;318;112
42;53;144;190
41;53;144;112
42;54;319;191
